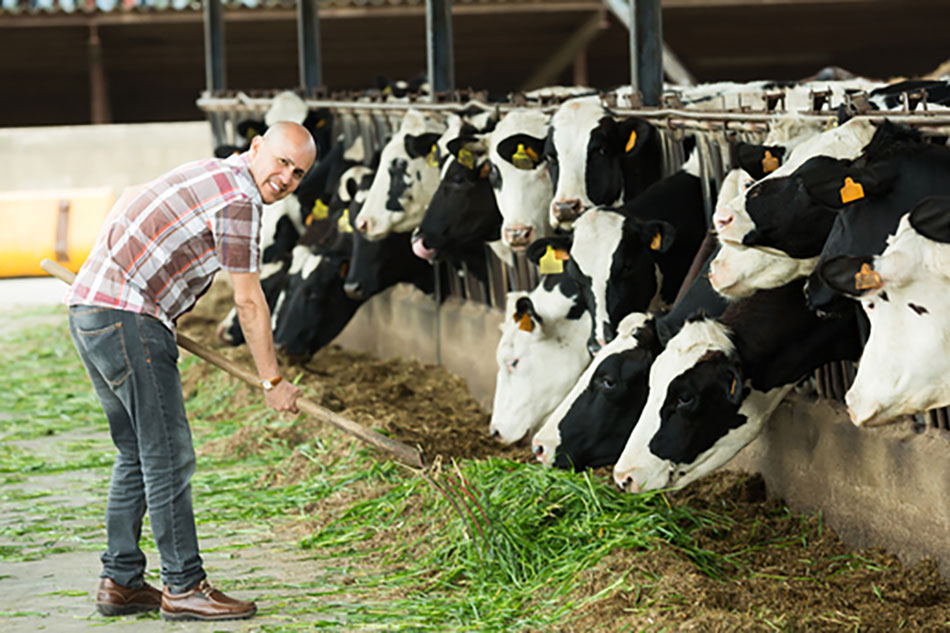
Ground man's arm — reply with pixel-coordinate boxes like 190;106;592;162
229;270;301;413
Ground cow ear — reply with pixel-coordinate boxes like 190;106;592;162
633;219;676;254
526;236;572;267
617;116;653;156
818;255;880;297
237;119;267;143
404;132;443;161
446;135;487;170
735;142;786;180
496;134;546;170
513;296;543;332
909;195;950;244
720;364;744;405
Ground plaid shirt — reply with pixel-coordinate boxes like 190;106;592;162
65;152;262;333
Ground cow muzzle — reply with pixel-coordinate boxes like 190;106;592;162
551;198;583;224
344;281;366;300
504;225;535;250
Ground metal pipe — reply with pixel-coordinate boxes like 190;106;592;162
629;0;663;106
426;0;455;98
203;0;226;93
297;0;323;96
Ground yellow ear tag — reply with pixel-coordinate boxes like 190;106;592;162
311;199;329;222
854;262;882;291
840;177;865;204
316;118;327;129
650;230;663;251
338;208;353;234
761;150;780;174
457;147;475;170
479;161;491;179
426;144;439;168
517;312;534;333
625;130;637;153
512;144;536;170
539;245;566;275
244;126;260;142
729;376;737;397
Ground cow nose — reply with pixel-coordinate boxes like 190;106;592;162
617;475;641;493
489;427;501;440
504;225;534;248
552;198;583;223
355;217;370;234
587;338;602;356
714;211;733;233
533;441;548;463
343;281;365;300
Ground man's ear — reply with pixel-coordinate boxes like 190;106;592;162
909;195;950;244
817;255;880;297
633;219;676;254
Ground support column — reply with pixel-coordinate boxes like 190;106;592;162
629;0;663;106
88;24;111;124
297;0;323;96
426;0;455;98
203;0;227;146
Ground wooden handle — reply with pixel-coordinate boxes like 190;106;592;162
41;258;426;469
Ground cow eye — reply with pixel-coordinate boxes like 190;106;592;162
595;375;617;392
676;393;695;409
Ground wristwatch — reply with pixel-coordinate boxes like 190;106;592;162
260;376;283;391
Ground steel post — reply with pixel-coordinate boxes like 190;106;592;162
426;0;455;98
628;0;663;106
297;0;323;96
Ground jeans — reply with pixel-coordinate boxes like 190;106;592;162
68;306;205;590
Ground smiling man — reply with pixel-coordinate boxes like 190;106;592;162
63;121;315;621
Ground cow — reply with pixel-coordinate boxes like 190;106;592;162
531;250;730;471
354;109;446;240
489;272;590;445
545;95;663;230
487;108;554;250
818;196;950;427
612;278;861;493
537;149;706;354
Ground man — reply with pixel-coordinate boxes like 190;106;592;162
64;121;315;621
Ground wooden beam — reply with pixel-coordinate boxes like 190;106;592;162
521;10;606;91
87;23;111;124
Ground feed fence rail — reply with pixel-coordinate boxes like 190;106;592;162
197;89;950;435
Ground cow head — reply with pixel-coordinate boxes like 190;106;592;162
612;318;778;492
414;133;499;261
489;276;590;445
488;109;553;251
355;109;445;240
818;196;950;427
546;96;659;230
532;312;659;471
540;207;674;354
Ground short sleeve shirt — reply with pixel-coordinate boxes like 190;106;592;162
65;152;263;333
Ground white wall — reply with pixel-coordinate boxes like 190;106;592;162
0;122;213;193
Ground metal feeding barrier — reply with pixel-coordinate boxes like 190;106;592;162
196;88;950;435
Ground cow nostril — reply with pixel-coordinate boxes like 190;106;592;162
533;443;544;457
552;199;582;223
356;218;369;234
715;214;733;231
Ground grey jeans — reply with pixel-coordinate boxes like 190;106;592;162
68;306;205;591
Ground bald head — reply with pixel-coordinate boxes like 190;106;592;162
249;120;317;204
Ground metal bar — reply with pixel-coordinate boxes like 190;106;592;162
203;0;226;93
628;0;663;106
87;23;111;124
40;258;427;469
426;0;455;98
297;0;323;96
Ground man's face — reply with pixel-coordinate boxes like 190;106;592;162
248;131;314;204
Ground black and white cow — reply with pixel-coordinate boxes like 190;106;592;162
612;278;861;493
818;196;950;427
489;271;590;445
545;95;662;230
531;250;730;471
354;109;446;240
539;150;706;353
487;108;554;250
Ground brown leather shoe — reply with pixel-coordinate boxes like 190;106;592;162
160;578;256;621
96;577;162;616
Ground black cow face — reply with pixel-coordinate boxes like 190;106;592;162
551;322;660;471
345;228;435;300
648;354;746;467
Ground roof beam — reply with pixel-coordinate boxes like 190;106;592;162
520;10;607;91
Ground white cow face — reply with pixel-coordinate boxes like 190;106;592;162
488;109;553;251
612;319;788;492
355;109;445;240
489;280;591;445
532;312;657;471
819;205;950;427
708;241;818;299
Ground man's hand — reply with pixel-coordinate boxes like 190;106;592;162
265;379;301;414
